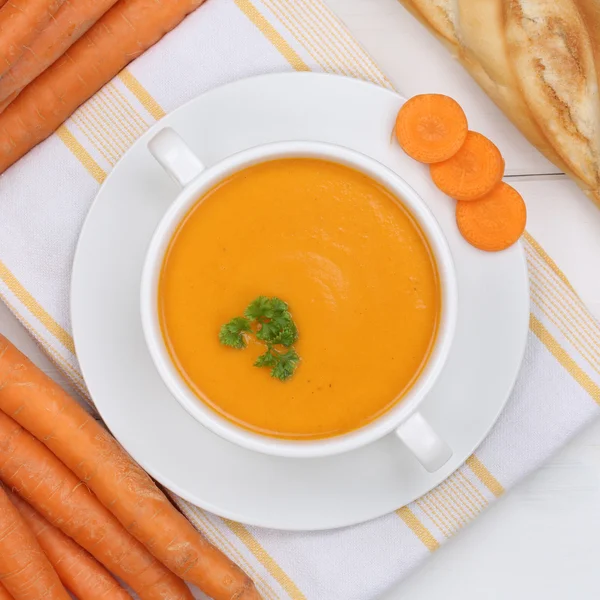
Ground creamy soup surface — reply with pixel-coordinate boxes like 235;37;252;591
159;158;440;439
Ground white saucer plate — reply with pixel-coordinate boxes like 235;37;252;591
71;73;529;531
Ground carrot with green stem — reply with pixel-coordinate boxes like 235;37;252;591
0;485;70;600
0;0;206;173
0;0;120;108
0;336;260;600
4;486;133;600
0;0;66;79
0;411;192;600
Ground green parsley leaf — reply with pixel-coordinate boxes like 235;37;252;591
254;305;298;346
269;297;289;317
256;319;280;342
271;348;300;381
276;320;298;347
256;316;297;346
245;296;290;321
219;297;300;380
218;317;251;349
244;296;274;321
254;350;278;368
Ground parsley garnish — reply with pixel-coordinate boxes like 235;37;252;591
219;297;300;381
270;348;300;381
218;316;251;349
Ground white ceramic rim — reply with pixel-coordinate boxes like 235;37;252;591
140;140;458;458
70;72;530;529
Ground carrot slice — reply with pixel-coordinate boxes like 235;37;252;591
395;94;468;163
456;182;526;252
430;131;505;200
0;485;70;600
6;488;132;600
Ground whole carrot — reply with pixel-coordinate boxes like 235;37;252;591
0;0;120;108
5;487;133;600
0;0;205;173
0;335;260;600
0;0;66;79
0;411;192;600
0;485;70;600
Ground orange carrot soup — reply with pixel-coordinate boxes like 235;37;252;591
159;158;440;439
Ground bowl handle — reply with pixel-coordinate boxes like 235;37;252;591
147;127;205;188
395;412;452;472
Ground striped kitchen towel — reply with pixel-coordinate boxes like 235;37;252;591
0;1;598;598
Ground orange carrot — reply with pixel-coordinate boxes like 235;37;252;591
5;487;132;600
0;0;120;107
456;182;527;252
0;93;16;115
395;94;468;163
0;584;12;600
430;131;505;200
0;485;70;600
0;0;205;173
0;0;66;79
0;411;192;600
0;336;259;600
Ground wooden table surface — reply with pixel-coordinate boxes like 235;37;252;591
1;1;599;598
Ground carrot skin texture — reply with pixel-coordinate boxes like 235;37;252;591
5;488;133;600
0;335;260;599
0;0;120;106
0;0;66;78
0;93;15;114
0;583;12;600
0;485;70;600
0;411;192;600
0;0;206;172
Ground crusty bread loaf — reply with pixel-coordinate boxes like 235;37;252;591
397;0;600;205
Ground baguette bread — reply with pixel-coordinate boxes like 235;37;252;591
397;0;600;205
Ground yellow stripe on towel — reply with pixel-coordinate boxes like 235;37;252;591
235;0;311;72
397;506;440;551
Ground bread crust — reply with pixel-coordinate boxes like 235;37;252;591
409;0;459;44
574;1;600;83
457;0;575;175
505;1;600;189
396;0;600;204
